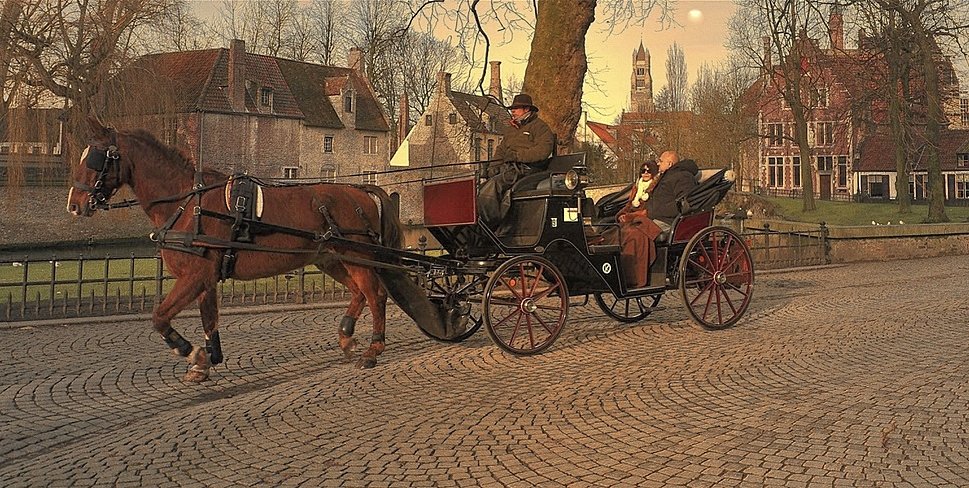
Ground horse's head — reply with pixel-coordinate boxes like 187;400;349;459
67;117;125;217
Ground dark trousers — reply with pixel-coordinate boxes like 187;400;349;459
477;162;537;225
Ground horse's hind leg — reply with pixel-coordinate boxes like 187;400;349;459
184;285;221;383
345;266;388;369
321;261;366;360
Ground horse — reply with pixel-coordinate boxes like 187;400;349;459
66;117;448;382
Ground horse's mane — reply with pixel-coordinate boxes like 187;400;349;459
124;128;198;173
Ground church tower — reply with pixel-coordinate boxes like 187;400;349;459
630;41;654;113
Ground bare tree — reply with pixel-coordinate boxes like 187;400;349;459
3;0;176;136
140;0;208;53
690;60;757;180
305;0;344;65
854;0;969;222
665;42;688;111
729;0;829;211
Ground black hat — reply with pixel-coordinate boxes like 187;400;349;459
508;93;539;112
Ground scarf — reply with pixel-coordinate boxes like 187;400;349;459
631;178;654;208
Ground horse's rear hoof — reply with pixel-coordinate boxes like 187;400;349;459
356;357;377;369
183;366;210;383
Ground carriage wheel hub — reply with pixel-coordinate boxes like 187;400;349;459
714;271;727;285
521;298;538;313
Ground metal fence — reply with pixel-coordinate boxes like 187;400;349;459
1;226;830;323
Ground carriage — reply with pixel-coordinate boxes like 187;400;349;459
383;153;755;355
68;119;753;381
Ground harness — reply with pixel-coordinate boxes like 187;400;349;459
77;137;388;281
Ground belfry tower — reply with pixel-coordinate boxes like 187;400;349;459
630;41;654;113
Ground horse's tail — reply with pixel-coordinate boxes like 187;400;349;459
362;184;402;249
360;185;453;339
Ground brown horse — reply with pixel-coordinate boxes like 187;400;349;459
67;117;444;382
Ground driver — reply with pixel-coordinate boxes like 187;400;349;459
477;93;555;225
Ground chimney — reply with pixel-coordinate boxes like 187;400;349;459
762;36;772;71
436;71;452;96
397;93;410;147
348;47;364;73
489;61;503;105
228;39;247;112
829;5;844;51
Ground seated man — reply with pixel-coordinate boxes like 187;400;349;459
646;150;699;232
477;93;555;225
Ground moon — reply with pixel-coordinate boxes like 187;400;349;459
688;9;703;23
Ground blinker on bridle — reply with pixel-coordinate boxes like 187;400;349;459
74;142;121;210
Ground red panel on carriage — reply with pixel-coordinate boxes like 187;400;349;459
423;177;477;227
671;211;714;243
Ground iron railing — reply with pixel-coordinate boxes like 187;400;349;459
1;226;830;322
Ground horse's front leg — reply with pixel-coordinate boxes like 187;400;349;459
184;285;221;383
152;277;207;382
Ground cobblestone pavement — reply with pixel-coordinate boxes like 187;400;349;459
2;255;969;487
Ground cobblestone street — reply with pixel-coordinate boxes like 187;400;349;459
2;255;968;487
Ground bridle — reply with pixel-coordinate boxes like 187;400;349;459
73;138;123;211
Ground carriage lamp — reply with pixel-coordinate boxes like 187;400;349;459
564;168;588;191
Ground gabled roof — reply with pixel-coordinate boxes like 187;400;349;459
586;121;616;145
106;46;389;132
449;91;509;132
857;128;969;172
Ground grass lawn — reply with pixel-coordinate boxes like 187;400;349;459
765;197;969;226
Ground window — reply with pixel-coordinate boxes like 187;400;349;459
323;136;334;153
344;93;353;112
817;155;834;172
425;115;433;126
448;113;457;124
283;167;299;179
868;175;886;198
768;156;784;188
766;123;784;146
260;87;273;107
812;86;829;108
364;136;378;155
363;171;377;185
321;166;336;182
636;79;645;88
961;98;969;125
956;175;969;199
792;156;801;187
0;144;10;154
473;137;482;161
837;156;848;187
487;139;495;159
958;153;969;168
637;68;645;76
814;122;834;146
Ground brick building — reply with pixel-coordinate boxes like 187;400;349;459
102;40;391;181
745;8;969;202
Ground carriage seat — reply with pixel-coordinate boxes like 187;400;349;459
654;168;735;244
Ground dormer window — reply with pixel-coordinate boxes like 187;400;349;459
260;87;273;108
958;153;969;168
344;92;353;113
448;113;457;124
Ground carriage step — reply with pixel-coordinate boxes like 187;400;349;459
587;244;620;255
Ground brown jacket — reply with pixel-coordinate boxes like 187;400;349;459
492;113;555;169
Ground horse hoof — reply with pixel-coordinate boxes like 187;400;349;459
182;368;209;383
340;338;359;361
356;357;377;369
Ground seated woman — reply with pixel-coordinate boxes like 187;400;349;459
605;161;663;288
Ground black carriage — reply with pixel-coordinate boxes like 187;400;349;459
408;154;755;355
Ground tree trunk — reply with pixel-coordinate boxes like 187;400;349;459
916;38;947;222
522;0;595;155
888;76;911;213
788;76;816;211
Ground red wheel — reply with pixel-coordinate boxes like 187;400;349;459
678;226;754;330
483;255;568;355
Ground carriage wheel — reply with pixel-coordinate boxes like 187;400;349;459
679;226;754;330
420;273;486;343
483;255;568;355
594;292;662;323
